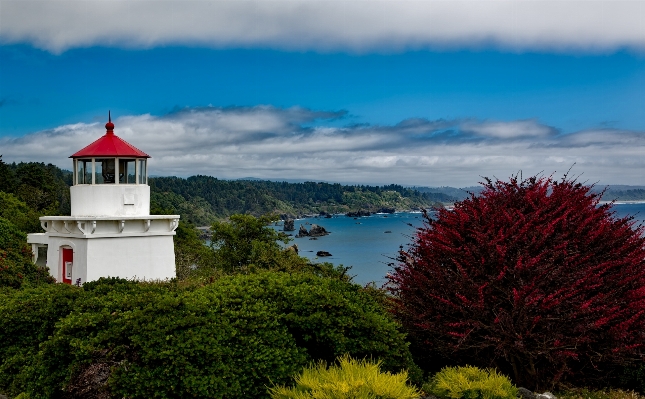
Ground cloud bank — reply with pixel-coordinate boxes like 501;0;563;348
2;106;644;187
1;1;645;53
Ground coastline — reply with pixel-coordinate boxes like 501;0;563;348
599;200;645;205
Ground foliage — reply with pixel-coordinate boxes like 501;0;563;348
150;175;444;223
269;355;420;399
0;192;42;233
424;366;518;399
557;388;645;399
150;190;218;226
0;284;82;397
4;161;72;215
0;155;18;193
209;213;300;273
617;363;645;394
389;175;645;389
603;189;645;202
0;217;54;289
14;272;416;399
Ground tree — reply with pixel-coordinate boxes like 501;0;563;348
389;175;645;389
0;155;17;193
206;214;349;280
209;213;298;273
0;192;42;233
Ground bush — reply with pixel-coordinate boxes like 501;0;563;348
389;175;645;389
192;213;350;282
269;354;420;399
0;284;82;397
209;213;297;273
424;366;518;399
617;363;645;394
0;217;54;288
23;272;417;399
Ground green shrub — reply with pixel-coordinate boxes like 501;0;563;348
269;354;420;399
424;366;518;399
23;272;417;399
0;284;82;397
617;364;645;394
0;217;54;289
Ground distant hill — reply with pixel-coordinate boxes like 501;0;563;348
414;184;645;203
150;176;448;225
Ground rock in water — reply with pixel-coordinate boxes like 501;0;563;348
309;224;329;237
317;251;332;257
346;210;372;217
295;224;309;238
518;388;536;399
283;218;295;231
286;244;299;254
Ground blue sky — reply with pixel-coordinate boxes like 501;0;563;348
1;1;645;187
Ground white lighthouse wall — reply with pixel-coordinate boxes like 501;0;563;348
71;185;150;217
85;236;176;282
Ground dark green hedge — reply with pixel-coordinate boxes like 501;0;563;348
1;272;418;399
0;217;55;289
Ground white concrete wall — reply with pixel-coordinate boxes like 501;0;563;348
71;185;150;217
85;236;176;282
44;235;175;284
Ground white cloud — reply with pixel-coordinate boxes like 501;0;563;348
1;1;644;53
461;119;557;139
2;106;644;187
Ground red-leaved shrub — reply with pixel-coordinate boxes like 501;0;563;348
389;175;645;389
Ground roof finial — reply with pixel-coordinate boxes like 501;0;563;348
105;110;115;133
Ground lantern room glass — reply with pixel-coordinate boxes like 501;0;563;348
119;159;137;184
73;158;147;185
138;159;147;184
75;159;92;185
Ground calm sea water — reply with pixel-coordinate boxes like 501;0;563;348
278;203;645;286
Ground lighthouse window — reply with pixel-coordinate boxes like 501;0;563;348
138;160;147;184
95;158;116;184
119;159;136;184
76;159;92;184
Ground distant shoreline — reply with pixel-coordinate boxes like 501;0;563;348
600;200;645;205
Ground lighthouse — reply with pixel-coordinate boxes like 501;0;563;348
27;113;179;284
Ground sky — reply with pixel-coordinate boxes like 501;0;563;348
1;1;645;187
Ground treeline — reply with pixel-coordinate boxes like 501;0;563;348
0;157;72;218
150;175;451;225
605;189;645;201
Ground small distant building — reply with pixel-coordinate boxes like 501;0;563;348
27;113;179;284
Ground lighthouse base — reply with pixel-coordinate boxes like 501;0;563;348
28;214;179;284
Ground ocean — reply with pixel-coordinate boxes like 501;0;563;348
279;203;645;286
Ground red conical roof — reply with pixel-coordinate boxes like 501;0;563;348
70;112;150;159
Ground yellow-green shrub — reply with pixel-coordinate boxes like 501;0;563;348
269;355;420;399
424;366;518;399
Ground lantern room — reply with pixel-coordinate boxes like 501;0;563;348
71;112;149;186
68;112;151;217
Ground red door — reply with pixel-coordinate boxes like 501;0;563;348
62;248;73;284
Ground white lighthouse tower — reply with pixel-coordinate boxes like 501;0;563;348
27;113;179;284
